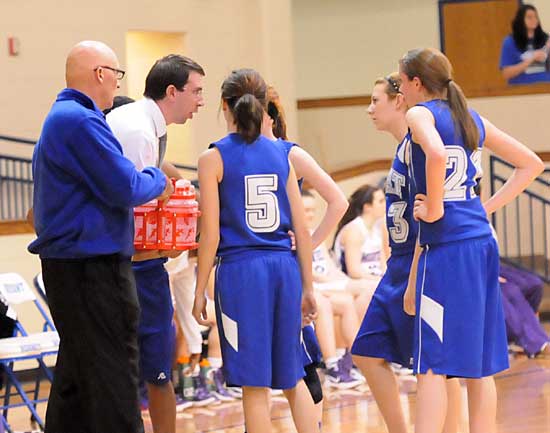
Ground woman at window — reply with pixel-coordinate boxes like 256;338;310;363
500;4;550;84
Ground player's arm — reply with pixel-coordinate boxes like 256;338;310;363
481;117;544;215
289;146;348;249
406;106;446;223
161;161;183;180
287;162;317;322
193;149;222;326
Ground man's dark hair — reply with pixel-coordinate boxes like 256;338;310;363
144;54;205;101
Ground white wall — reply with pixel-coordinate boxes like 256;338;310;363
0;0;298;165
292;0;439;100
532;0;550;27
293;0;550;172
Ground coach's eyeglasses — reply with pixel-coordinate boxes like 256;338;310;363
94;65;126;80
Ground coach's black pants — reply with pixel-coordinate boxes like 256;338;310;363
41;254;143;433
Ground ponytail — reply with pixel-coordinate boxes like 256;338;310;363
234;94;264;143
400;48;480;151
221;69;267;144
266;86;288;140
447;81;479;151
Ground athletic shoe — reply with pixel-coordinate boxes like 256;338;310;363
342;350;366;384
324;358;362;389
191;374;217;406
175;395;193;412
209;368;235;402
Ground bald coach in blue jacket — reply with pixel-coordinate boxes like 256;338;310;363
29;40;172;433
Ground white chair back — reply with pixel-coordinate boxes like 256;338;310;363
0;273;36;305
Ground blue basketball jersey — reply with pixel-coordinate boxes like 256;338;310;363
279;139;295;155
385;136;417;255
277;138;304;189
211;133;293;256
408;99;491;245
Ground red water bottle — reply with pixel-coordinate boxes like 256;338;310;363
133;199;159;250
174;183;200;250
158;179;200;250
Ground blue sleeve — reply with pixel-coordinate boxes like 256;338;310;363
280;139;298;155
60;115;166;208
500;36;521;69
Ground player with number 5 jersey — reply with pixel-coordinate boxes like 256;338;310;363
192;69;319;433
400;48;544;433
351;73;462;433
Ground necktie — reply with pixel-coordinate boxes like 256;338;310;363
158;133;167;168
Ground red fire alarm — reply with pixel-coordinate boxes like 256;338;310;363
8;37;20;56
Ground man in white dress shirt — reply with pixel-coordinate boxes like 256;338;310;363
107;54;204;433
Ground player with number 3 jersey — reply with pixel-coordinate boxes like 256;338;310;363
351;73;462;433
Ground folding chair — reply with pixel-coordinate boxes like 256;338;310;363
32;274;49;319
0;273;59;433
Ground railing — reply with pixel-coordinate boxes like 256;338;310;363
0;155;33;221
0;154;198;223
490;154;550;282
0;133;198;223
0;134;35;145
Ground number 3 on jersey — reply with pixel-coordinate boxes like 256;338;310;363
245;175;280;233
388;201;409;243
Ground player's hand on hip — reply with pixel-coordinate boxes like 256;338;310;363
413;193;431;222
192;294;209;326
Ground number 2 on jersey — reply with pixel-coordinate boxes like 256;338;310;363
444;146;481;201
245;175;280;233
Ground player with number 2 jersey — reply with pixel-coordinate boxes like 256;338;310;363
352;73;463;433
398;47;543;433
405;101;507;378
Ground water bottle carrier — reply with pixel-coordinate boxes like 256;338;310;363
134;179;200;251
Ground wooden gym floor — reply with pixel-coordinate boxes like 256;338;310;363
5;354;550;433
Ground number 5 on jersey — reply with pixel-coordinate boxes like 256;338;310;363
245;175;280;233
